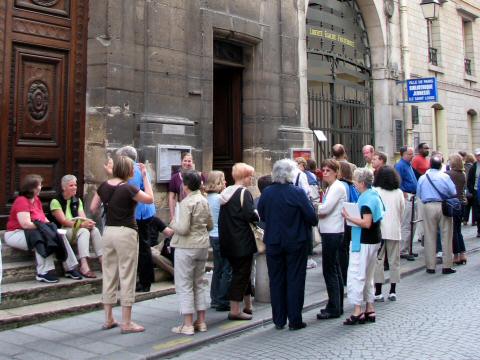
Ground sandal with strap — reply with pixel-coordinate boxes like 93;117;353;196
343;313;365;325
101;321;118;330
364;311;376;323
80;269;97;279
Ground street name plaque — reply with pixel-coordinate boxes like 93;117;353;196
406;77;438;103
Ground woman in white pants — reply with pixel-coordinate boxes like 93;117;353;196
342;168;384;325
50;174;103;278
373;166;405;301
5;174;81;283
170;171;213;336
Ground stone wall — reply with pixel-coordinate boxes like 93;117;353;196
85;0;310;219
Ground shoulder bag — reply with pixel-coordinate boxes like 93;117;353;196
425;174;462;218
240;188;265;254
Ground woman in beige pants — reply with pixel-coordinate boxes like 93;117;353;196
90;156;153;334
170;170;213;336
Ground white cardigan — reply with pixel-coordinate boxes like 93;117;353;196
317;180;347;234
374;187;405;241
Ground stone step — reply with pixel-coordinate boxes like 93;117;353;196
0;281;176;330
0;271;103;310
1;243;34;263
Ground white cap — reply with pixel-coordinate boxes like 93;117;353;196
475;148;480;155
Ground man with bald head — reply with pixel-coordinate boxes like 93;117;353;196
394;146;417;261
362;145;375;170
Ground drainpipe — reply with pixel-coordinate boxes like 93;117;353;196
399;0;412;146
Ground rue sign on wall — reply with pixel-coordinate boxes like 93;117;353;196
406;77;438;103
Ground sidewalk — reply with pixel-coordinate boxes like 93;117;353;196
0;226;478;360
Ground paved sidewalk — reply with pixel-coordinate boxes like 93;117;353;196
0;226;478;360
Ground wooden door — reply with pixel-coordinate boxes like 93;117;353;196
0;0;88;227
213;66;243;185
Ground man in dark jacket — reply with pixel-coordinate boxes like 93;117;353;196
466;148;480;237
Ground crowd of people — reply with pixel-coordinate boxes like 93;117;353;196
2;141;474;333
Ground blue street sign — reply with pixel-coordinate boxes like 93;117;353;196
406;77;438;103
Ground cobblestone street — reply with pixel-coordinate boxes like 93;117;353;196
174;249;480;360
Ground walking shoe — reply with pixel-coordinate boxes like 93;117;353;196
442;268;456;274
193;321;207;332
374;294;385;302
171;324;194;336
426;269;436;274
65;269;82;280
388;293;397;301
400;254;415;261
36;272;59;283
436;251;443;258
306;258;317;269
289;322;307;331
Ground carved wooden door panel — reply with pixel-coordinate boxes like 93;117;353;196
0;0;88;227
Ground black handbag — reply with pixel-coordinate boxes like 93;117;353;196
425;174;462;218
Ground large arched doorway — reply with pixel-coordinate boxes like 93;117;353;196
307;0;373;166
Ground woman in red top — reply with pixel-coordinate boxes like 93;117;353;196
4;174;81;283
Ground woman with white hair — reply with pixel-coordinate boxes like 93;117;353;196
50;174;103;278
342;168;384;325
258;159;317;330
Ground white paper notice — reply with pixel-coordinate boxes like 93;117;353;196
343;202;360;227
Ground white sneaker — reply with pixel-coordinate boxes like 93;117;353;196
171;324;194;336
306;259;317;269
374;294;384;302
436;252;443;258
388;293;397;301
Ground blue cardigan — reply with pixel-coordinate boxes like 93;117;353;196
258;183;318;250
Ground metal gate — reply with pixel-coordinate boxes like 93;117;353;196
308;83;374;167
306;0;374;167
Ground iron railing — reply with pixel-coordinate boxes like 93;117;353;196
429;47;438;66
308;90;374;166
465;58;472;75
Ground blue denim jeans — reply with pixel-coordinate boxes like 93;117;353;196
210;237;232;307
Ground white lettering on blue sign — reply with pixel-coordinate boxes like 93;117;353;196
406;77;438;103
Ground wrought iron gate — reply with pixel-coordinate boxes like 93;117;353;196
307;0;374;167
308;84;374;167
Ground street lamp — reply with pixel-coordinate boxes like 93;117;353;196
420;0;440;20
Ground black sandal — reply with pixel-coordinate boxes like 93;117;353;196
343;313;365;325
364;311;376;323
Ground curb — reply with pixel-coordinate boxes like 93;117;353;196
148;244;480;359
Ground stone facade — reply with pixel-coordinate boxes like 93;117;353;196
83;0;480;219
85;0;312;218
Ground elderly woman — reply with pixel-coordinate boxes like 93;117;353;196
5;174;81;283
169;171;213;335
447;154;467;265
258;159;317;330
219;163;259;321
316;159;347;320
342;168;384;325
90;156;153;334
373;166;405;302
50;174;103;278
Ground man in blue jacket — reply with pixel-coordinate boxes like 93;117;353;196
394;146;417;261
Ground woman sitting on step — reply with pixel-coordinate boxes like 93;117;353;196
4;174;82;283
50;174;103;279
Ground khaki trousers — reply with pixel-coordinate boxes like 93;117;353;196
102;226;138;306
65;227;103;259
423;202;453;270
174;248;209;314
374;240;400;284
